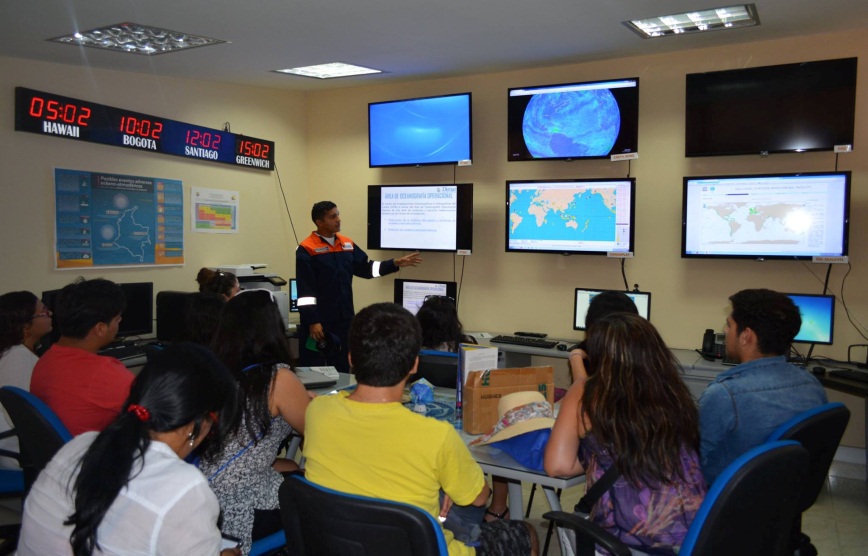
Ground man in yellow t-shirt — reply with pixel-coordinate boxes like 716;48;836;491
303;302;536;556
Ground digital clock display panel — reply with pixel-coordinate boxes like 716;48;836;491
15;87;275;171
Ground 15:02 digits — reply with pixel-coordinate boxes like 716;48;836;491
237;139;270;159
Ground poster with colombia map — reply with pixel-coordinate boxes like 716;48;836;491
54;168;184;269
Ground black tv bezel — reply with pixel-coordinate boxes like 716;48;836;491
507;76;640;162
505;177;636;256
685;57;858;158
367;183;474;253
368;91;473;168
680;171;851;261
783;292;836;346
572;287;652;331
393;279;459;315
116;282;154;338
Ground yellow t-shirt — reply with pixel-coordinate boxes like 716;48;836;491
304;391;485;556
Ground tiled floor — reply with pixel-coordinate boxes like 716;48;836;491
522;460;868;556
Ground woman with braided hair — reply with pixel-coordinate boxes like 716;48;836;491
19;343;240;556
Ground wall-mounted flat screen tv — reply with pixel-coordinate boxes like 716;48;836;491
367;183;473;253
681;172;850;260
685;57;857;157
368;92;472;167
507;77;639;161
506;178;635;255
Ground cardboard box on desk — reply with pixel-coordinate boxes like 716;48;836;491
462;366;554;434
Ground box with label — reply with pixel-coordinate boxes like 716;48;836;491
462;366;554;434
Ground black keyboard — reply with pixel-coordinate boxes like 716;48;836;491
490;335;559;349
828;368;868;384
101;345;147;360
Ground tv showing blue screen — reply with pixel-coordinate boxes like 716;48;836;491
785;293;835;345
368;92;472;167
508;77;639;161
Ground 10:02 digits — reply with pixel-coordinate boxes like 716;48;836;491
119;116;162;140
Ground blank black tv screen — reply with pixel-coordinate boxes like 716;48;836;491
681;172;850;260
368;92;472;167
117;282;153;337
685;57;857;157
367;183;473;253
508;77;639;161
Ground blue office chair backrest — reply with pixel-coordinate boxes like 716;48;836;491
279;473;449;556
417;350;459;389
0;387;72;493
680;440;808;556
766;402;850;512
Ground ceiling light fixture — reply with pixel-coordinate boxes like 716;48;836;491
274;62;383;79
49;22;225;55
624;4;759;39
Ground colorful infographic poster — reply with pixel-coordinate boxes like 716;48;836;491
192;187;239;233
54;168;184;268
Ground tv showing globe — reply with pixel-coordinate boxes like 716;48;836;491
507;78;639;161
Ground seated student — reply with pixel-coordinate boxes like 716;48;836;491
19;343;240;556
199;289;311;555
30;278;134;436
545;313;706;555
568;290;638;383
416;295;476;352
177;292;226;346
0;291;53;468
196;267;241;300
699;288;828;485
304;302;538;556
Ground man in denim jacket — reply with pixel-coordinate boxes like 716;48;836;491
699;289;827;485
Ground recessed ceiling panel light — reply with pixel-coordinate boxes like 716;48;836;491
274;62;382;79
49;22;225;55
624;4;759;38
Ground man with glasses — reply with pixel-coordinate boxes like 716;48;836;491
296;201;422;373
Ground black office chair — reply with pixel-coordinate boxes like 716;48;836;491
766;402;851;556
0;429;24;556
416;350;460;389
544;440;809;556
0;387;72;493
279;473;448;556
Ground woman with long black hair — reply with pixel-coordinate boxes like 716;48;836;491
19;343;239;556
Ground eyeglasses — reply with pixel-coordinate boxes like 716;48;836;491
31;309;51;320
424;295;455;303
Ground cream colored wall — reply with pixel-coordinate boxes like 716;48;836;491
307;29;868;366
0;56;308;297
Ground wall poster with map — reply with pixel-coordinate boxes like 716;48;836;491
54;168;184;269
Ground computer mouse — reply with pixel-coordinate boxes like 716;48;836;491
556;343;567;351
811;366;826;375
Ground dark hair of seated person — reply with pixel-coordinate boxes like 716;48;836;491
178;292;226;346
728;288;801;356
0;290;40;353
65;343;238;556
350;302;422;387
583;313;699;486
195;267;238;298
416;295;472;352
578;290;640;351
210;289;293;441
54;278;125;339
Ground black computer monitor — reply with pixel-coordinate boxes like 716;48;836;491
573;288;651;330
785;293;835;345
393;279;458;316
117;282;154;338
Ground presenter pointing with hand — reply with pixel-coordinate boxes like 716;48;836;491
296;201;422;373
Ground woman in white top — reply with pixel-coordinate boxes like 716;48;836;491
0;291;53;468
19;343;241;556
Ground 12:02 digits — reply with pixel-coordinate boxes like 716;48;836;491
186;129;222;149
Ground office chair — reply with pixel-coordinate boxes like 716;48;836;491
766;402;851;556
0;428;24;556
543;440;809;556
416;350;460;389
0;387;72;493
249;530;287;556
279;473;449;556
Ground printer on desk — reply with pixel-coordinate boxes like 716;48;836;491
215;264;292;328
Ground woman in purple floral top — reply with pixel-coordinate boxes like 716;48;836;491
544;313;707;555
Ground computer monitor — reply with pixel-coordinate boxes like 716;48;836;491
393;279;458;316
573;288;651;330
785;293;835;345
289;278;298;312
117;282;154;338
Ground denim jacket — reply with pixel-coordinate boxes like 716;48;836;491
698;355;827;485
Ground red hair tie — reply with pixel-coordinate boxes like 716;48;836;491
128;404;150;422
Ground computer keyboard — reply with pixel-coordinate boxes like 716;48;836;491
490;335;559;349
828;368;868;384
101;345;147;360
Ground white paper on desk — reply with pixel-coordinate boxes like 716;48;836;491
460;344;498;385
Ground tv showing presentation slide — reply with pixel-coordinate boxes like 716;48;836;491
368;184;473;252
394;279;458;315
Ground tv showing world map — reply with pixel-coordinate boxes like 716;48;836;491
681;172;851;260
505;178;635;255
507;78;639;161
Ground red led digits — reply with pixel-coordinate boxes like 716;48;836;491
28;96;92;126
119;116;163;140
185;130;222;149
238;139;270;159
